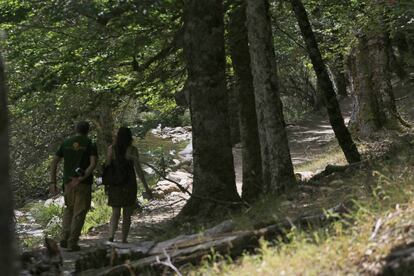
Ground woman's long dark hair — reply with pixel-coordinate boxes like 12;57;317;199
114;127;133;161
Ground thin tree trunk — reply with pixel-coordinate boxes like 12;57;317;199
228;1;263;202
180;0;241;216
94;104;114;156
0;55;15;275
246;0;296;192
290;0;361;163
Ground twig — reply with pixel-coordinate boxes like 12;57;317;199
369;218;383;240
143;162;250;208
155;249;183;276
395;95;409;101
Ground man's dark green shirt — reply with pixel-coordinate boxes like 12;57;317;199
56;135;98;185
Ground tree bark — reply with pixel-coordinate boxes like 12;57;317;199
228;1;263;202
331;55;348;98
180;0;241;216
94;104;114;156
290;0;361;164
349;32;403;137
246;0;296;192
0;55;15;275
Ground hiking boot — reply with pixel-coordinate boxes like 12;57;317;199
59;240;67;248
67;244;81;252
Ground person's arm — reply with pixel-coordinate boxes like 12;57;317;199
132;147;153;198
105;146;113;166
50;155;62;195
80;155;97;181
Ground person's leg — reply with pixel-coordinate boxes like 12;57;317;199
60;206;72;247
67;184;91;250
109;207;121;241
60;182;75;247
121;205;135;243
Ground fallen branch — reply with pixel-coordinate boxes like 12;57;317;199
143;162;250;208
155;249;183;276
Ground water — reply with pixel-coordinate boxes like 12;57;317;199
136;132;189;164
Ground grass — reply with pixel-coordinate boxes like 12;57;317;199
183;135;414;275
294;142;347;173
83;186;112;234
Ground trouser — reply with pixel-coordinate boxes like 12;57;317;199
109;205;135;242
61;181;92;247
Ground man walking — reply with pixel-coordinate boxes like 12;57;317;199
50;121;98;251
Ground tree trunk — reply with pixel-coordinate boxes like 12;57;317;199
331;55;348;98
246;0;296;192
180;0;241;216
349;32;403;137
228;83;241;146
94;104;114;156
228;1;263;202
290;0;361;164
0;55;15;275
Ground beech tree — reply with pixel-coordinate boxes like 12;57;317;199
0;55;15;275
228;1;263;202
290;0;361;164
246;0;296;192
180;0;241;216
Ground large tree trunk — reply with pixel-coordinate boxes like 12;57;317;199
180;0;241;216
0;55;15;275
349;32;404;137
228;1;263;202
246;0;296;193
290;0;361;164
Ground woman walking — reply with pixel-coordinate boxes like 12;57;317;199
106;127;152;243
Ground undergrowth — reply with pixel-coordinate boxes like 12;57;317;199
184;136;414;275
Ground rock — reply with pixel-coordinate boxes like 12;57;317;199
179;141;193;161
143;167;154;175
44;196;65;208
155;181;181;195
295;171;314;181
150;126;192;143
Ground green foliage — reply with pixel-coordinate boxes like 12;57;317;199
30;201;63;239
83;187;112;234
1;0;185;204
185;140;414;275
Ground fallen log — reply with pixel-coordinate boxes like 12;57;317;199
90;203;350;275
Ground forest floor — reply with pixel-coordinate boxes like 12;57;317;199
21;81;414;274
